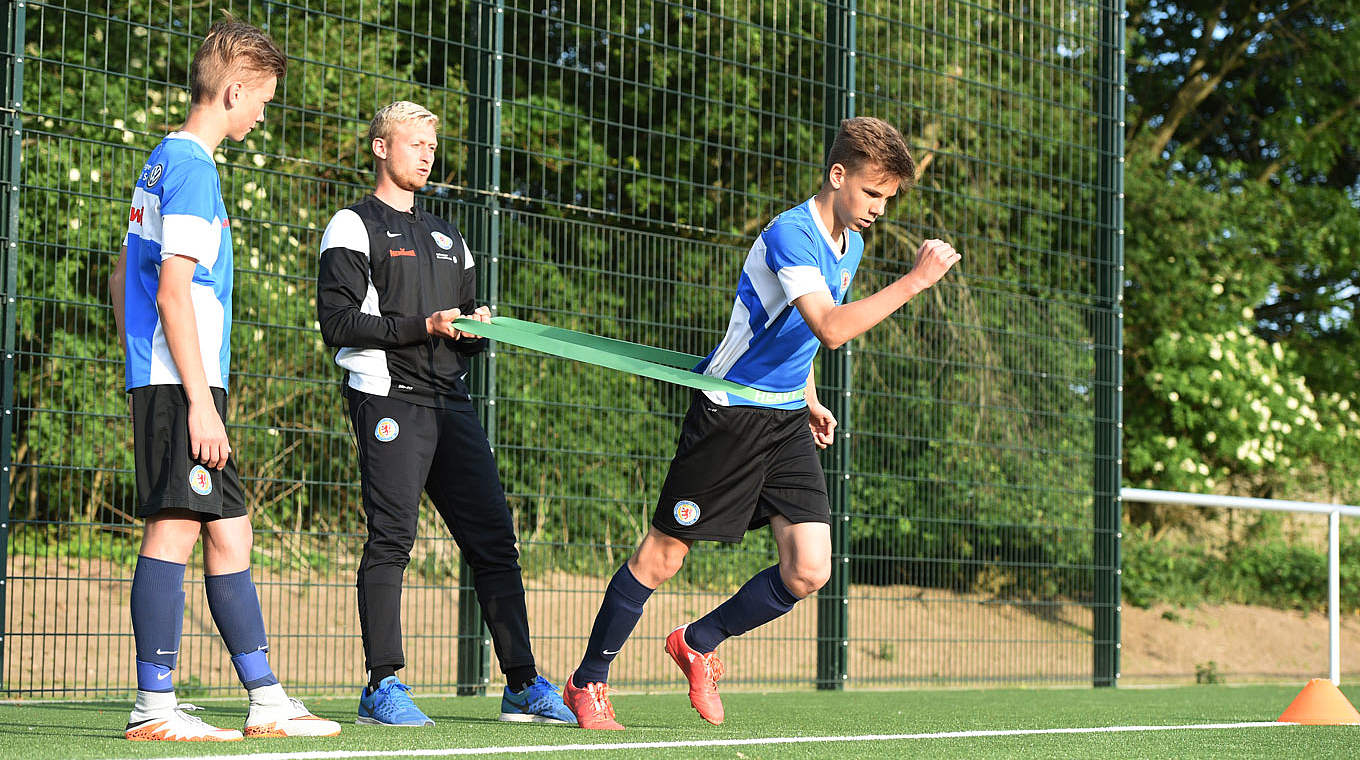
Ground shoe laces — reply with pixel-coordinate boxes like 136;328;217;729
584;682;616;719
701;653;725;690
251;696;308;711
172;703;213;728
378;680;414;699
375;680;418;717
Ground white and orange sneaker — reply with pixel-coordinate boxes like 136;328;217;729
244;685;341;737
125;691;243;741
665;624;725;725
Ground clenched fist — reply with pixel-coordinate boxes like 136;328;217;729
909;239;961;289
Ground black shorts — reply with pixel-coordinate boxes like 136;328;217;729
651;391;830;543
130;384;246;521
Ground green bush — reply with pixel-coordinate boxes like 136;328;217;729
1122;521;1360;611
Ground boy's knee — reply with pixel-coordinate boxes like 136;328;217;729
202;518;252;553
630;541;687;588
784;562;831;598
630;554;682;588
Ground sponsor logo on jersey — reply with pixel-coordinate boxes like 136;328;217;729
389;248;415;257
431;231;454;250
188;465;213;496
146;163;164;189
129;206;144;224
673;499;700;526
435;252;454;261
375;417;400;442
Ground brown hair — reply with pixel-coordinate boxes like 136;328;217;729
824;117;915;186
189;16;286;104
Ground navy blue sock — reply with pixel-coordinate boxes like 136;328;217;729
684;565;800;653
204;569;279;690
130;556;186;693
573;564;653;687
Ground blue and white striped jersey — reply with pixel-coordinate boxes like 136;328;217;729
122;132;233;391
695;198;864;409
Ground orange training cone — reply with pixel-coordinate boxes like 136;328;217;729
1277;678;1360;725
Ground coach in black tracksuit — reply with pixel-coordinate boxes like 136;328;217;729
316;102;540;703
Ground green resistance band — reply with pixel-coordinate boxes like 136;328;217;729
451;316;805;405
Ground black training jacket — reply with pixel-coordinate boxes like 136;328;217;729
316;194;486;407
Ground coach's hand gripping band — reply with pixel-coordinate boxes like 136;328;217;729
450;316;806;405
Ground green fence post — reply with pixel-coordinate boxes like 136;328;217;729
1093;0;1126;688
0;0;25;693
815;0;855;692
457;0;505;697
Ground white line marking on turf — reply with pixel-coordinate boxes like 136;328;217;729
124;721;1294;760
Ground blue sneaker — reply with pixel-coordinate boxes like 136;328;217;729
499;676;577;724
356;676;434;727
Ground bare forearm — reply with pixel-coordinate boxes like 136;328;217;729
817;272;928;349
804;366;819;407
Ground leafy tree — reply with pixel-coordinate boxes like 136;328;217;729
1123;0;1360;511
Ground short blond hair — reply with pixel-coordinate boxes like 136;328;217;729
825;117;915;186
190;16;286;104
368;101;440;145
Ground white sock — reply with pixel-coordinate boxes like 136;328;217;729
133;689;177;713
248;682;288;706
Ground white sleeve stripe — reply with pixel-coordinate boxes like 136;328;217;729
161;214;220;269
320;208;370;259
463;239;475;269
129;186;163;244
777;265;829;304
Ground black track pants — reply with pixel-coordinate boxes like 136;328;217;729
348;388;533;675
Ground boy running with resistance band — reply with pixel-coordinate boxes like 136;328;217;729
110;17;340;741
563;117;960;729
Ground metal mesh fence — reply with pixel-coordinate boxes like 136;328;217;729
0;0;1122;697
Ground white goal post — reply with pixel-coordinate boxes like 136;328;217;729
1120;488;1359;686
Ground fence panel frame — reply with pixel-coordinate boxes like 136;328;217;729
0;1;1124;697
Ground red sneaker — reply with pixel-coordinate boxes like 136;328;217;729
664;624;725;725
563;672;624;730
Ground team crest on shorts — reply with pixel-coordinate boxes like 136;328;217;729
431;231;454;250
374;417;400;442
146;163;164;189
673;500;700;526
188;465;213;496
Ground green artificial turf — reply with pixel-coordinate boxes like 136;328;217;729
1;685;1356;759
